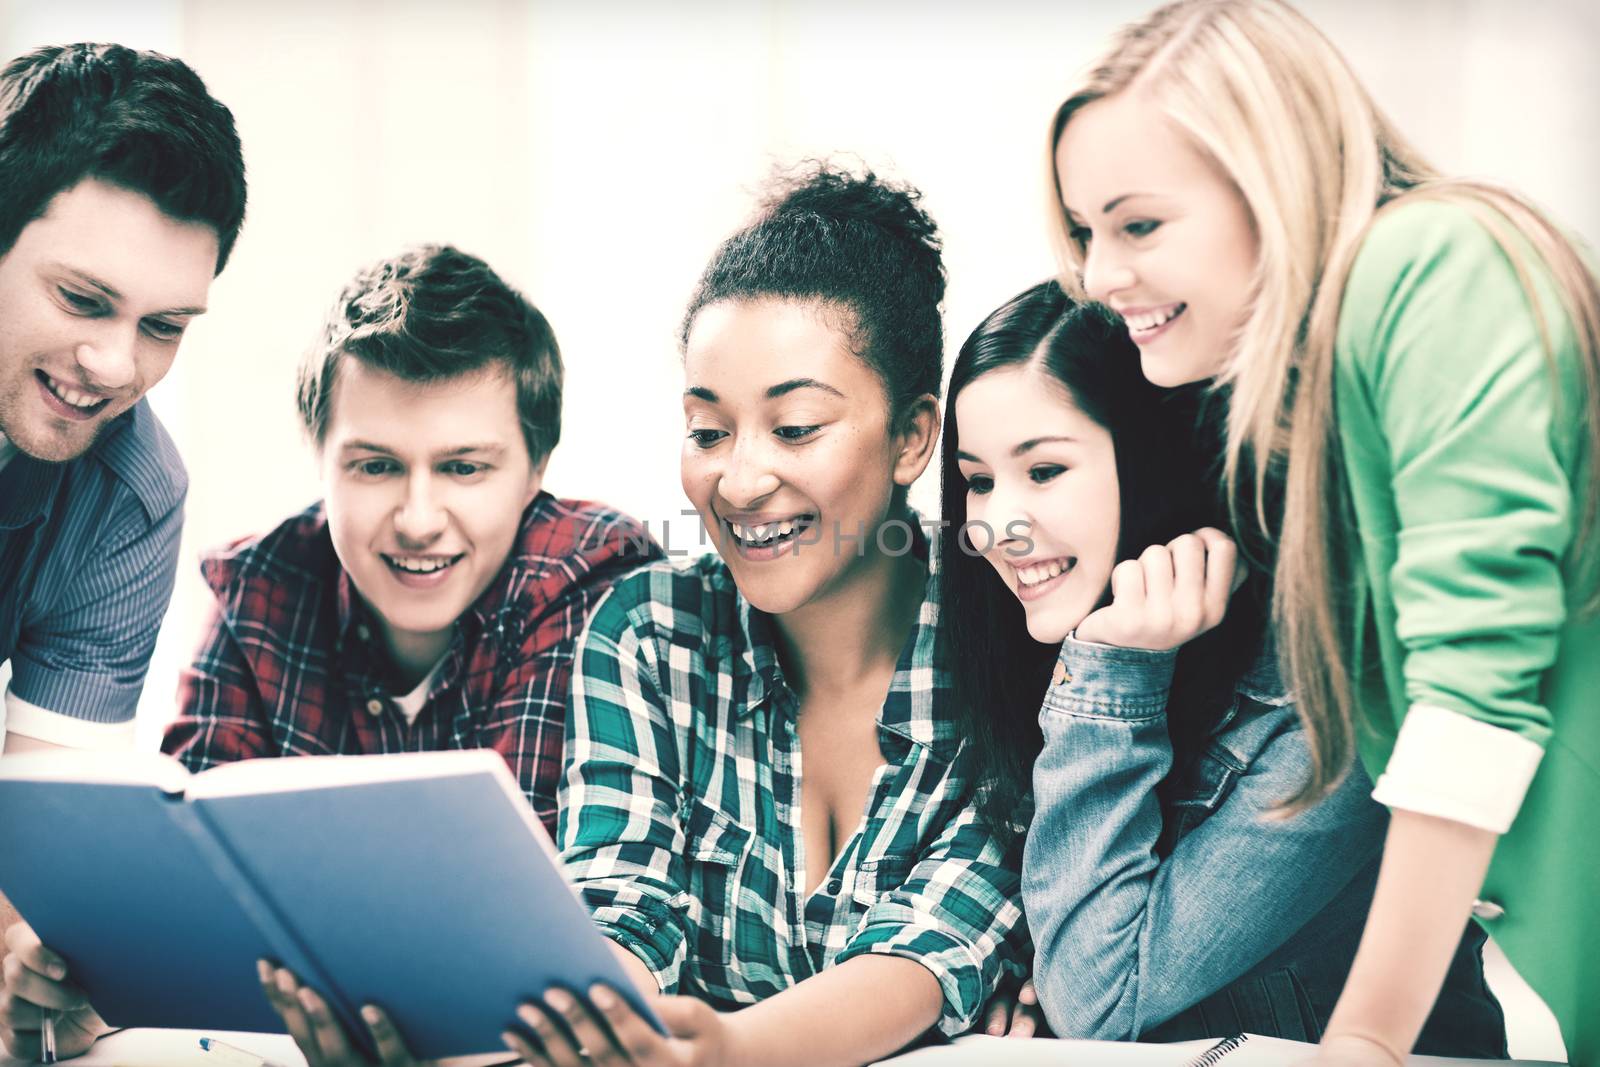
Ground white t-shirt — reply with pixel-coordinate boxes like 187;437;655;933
391;655;448;727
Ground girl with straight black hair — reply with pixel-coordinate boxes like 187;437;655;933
940;281;1505;1051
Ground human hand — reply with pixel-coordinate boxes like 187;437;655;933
980;976;1048;1038
0;921;107;1061
1074;528;1237;651
504;984;735;1067
258;961;439;1067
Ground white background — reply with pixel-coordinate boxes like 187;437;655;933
1;3;1592;1056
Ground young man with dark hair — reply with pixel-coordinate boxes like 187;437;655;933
0;41;245;751
0;40;247;1062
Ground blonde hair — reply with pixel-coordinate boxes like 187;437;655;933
1047;0;1600;806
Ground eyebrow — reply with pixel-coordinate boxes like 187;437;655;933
956;436;1078;464
50;264;208;317
766;377;844;400
1103;192;1158;214
1014;435;1078;455
341;441;507;458
684;378;846;403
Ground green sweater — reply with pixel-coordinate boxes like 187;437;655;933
1334;198;1598;1064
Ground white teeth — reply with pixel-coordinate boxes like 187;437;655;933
729;516;810;545
45;377;104;409
1127;305;1182;332
1015;559;1070;587
390;556;454;573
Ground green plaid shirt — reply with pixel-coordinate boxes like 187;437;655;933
558;538;1027;1036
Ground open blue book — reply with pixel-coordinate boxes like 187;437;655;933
0;748;663;1060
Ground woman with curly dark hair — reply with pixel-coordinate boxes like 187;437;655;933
500;164;1029;1067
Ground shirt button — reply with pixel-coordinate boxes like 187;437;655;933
1052;662;1072;686
357;624;371;641
827;879;842;895
1471;898;1506;921
366;698;384;716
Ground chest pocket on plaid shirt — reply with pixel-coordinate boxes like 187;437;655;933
681;797;753;966
848;853;917;912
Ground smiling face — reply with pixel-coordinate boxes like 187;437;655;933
681;297;932;616
1055;91;1259;387
955;365;1121;643
320;359;543;676
0;178;219;461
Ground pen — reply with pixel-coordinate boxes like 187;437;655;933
198;1035;288;1067
39;1009;55;1064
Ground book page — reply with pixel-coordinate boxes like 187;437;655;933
184;748;513;799
0;749;189;793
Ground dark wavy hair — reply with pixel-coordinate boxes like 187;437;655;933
0;43;246;270
681;160;946;438
297;244;563;464
938;281;1267;852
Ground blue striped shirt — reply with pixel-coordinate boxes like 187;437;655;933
0;399;186;731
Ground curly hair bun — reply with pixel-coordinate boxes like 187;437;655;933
683;159;948;415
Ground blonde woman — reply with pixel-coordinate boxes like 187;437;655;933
1044;1;1599;1064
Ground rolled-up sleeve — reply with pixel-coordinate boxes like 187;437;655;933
835;766;1028;1036
9;488;182;732
1339;200;1581;829
558;583;693;994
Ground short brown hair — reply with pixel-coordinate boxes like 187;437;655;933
297;244;562;463
0;43;247;270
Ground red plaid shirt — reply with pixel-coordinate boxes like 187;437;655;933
162;492;660;838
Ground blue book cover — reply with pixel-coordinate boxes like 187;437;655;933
0;749;664;1059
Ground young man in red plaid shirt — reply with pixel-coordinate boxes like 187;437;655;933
160;243;660;837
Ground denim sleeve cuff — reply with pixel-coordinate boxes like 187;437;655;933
3;687;138;750
836;920;989;1037
587;897;688;995
1371;703;1544;833
1040;636;1178;720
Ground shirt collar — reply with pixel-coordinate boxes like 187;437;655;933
0;406;148;532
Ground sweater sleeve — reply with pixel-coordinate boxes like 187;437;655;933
1336;198;1585;831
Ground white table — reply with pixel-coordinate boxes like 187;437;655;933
0;1029;303;1067
0;1029;515;1067
874;1035;1565;1066
3;1031;1562;1067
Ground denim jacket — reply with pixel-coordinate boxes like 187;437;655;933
1022;636;1506;1055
